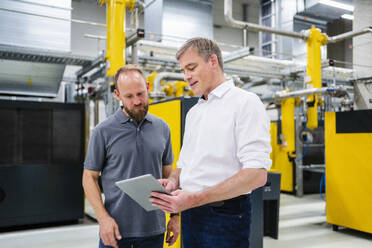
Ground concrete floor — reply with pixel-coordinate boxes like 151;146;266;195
1;194;371;248
264;194;372;248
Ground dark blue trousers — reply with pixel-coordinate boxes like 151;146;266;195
99;233;164;248
181;194;252;248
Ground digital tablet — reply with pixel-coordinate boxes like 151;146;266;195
115;174;170;211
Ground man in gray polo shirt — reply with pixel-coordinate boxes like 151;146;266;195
83;64;179;248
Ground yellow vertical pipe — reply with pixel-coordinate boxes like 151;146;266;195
281;98;295;153
279;98;296;191
100;0;135;77
269;122;278;172
306;25;327;130
107;0;125;77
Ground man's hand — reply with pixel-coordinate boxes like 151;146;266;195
98;215;122;248
150;190;199;213
158;178;178;192
166;215;180;246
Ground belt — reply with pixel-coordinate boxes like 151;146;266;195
206;194;248;207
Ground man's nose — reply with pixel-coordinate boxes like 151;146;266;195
184;72;191;82
133;97;142;105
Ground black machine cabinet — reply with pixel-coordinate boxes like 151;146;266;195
0;100;85;229
250;187;263;248
250;172;281;247
263;172;281;239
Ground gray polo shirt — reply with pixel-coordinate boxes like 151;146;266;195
84;108;173;237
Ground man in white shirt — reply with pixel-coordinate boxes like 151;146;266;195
150;37;272;248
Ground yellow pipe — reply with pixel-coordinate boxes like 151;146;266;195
146;71;157;92
163;82;174;97
99;0;135;77
281;98;295;154
146;71;157;103
306;25;328;130
174;81;188;98
277;97;296;192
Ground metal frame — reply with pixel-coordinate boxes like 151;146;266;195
0;45;93;66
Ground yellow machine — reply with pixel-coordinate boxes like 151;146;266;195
271;26;328;193
325;110;372;234
270;98;296;192
149;97;198;248
270;96;326;194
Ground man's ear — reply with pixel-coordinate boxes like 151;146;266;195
209;54;219;69
113;89;120;101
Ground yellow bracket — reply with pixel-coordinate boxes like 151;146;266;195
98;0;107;6
125;0;135;11
163;82;174;97
99;0;134;9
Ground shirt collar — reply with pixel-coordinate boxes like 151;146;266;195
114;108;153;124
144;113;153;123
199;79;234;102
114;108;130;124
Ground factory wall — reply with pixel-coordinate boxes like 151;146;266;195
353;0;372;78
327;18;353;69
71;0;106;57
213;0;259;52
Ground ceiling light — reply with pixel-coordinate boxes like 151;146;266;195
341;14;354;20
318;0;354;12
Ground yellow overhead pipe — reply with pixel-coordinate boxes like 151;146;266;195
99;0;135;77
305;26;328;130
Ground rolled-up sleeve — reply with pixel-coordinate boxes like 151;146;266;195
235;95;272;171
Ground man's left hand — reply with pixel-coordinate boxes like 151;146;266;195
166;215;180;246
150;190;198;213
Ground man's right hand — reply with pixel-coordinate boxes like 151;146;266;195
158;178;177;192
99;215;122;248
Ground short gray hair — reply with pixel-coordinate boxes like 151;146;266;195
114;64;145;91
176;37;224;71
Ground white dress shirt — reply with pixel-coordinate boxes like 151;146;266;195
178;80;272;192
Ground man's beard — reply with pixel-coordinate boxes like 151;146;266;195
123;103;149;124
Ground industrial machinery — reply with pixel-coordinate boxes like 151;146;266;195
223;0;371;196
1;0;370;243
0;0;89;230
0;100;85;229
325;109;372;234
